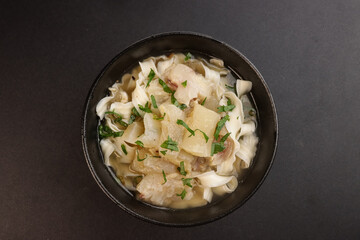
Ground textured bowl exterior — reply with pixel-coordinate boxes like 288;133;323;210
82;32;278;226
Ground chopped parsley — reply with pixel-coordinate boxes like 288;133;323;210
184;52;192;61
105;110;122;118
176;119;195;136
225;84;235;90
162;170;167;184
114;117;128;127
150;95;158;108
176;189;187;199
214;115;230;140
135;140;144;147
136;150;147;161
153;112;166;120
105;110;128;127
146;69;155;87
158;78;174;93
171;93;187;110
201;97;207;106
181;80;187;87
181;178;193;188
195;129;209;143
211;132;231;156
121;144;128;155
138;102;152;113
160;150;167;155
132;107;141;117
217;98;235;112
98;125;124;139
177;161;187;176
160;136;179;152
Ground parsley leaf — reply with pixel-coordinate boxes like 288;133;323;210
214;115;230;140
138;102;152;113
136;150;147;161
184;52;192;61
132;107;141;117
217;98;235;113
153;112;166;120
211;132;231;156
195;129;209;143
162;170;167;184
225;84;235;90
171;93;187;110
176;189;187;199
98;125;124;139
150;95;158;108
176;119;195;136
160;150;167;155
177;161;187;176
201;97;207;106
160;136;179;152
158;78;174;93
121;144;128;155
181;178;193;188
181;80;187;87
146;69;155;88
114;117;128;127
105;110;122;118
135;140;144;147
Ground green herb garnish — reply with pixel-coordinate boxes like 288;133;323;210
225;84;235;90
135;140;144;147
162;170;167;184
152;156;161;158
176;189;187;199
181;80;187;87
146;69;155;87
184;52;192;61
177;161;187;176
121;144;128;155
136;150;147;162
138;102;152;113
150;95;158;108
217;98;235;113
160;150;167;155
158;78;174;93
201;97;207;106
176;119;195;136
171;93;187;110
105;110;122;118
214;115;230;140
211;132;231;156
132;107;141;117
98;125;124;139
160;136;179;152
153;112;166;120
195;129;209;143
114;117;128;127
105;110;128;127
128;114;136;125
181;178;193;188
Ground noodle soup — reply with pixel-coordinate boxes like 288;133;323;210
96;53;258;209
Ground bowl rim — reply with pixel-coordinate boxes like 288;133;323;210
81;31;278;227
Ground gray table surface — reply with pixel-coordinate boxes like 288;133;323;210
1;0;359;239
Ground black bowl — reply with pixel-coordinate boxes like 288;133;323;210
81;32;278;226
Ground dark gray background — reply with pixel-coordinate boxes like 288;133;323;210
1;0;359;239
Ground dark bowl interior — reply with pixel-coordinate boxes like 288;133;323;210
82;32;278;226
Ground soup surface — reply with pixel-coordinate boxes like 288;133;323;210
96;53;258;209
